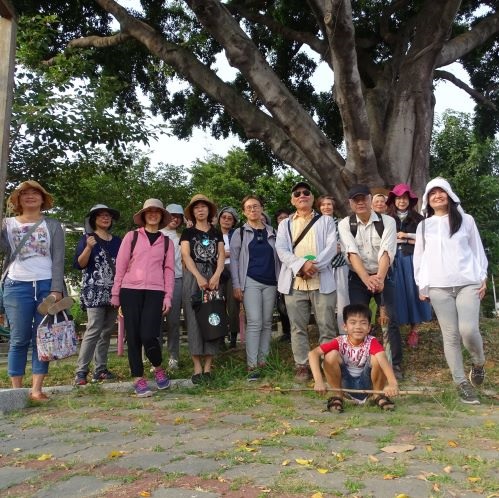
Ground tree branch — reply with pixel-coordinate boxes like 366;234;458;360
184;0;347;191
434;70;497;110
437;11;499;67
88;0;324;187
322;0;382;185
225;3;329;62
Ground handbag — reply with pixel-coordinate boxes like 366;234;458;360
191;289;228;342
37;311;78;361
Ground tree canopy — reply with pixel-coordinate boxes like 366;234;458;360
12;1;499;210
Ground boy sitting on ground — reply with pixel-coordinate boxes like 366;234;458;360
308;303;399;412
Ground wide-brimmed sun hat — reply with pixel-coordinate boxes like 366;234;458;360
133;199;171;229
184;194;217;221
386;183;418;207
7;180;54;214
84;204;120;233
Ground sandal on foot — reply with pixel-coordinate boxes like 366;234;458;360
326;396;344;413
372;394;395;411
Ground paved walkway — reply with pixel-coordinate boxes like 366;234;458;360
0;380;497;497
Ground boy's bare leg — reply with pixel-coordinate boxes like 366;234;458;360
322;350;343;397
370;355;386;391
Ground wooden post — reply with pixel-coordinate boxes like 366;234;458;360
0;1;17;220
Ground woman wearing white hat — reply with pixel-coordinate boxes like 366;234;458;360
111;199;175;397
74;204;121;386
414;178;488;405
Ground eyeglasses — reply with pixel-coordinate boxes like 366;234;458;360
292;189;311;198
245;204;261;211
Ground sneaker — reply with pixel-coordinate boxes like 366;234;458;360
469;364;485;387
168;358;179;371
74;372;88;386
294;365;311;383
154;367;171;390
457;380;480;405
134;378;153;397
407;329;419;348
247;369;260;382
91;370;115;383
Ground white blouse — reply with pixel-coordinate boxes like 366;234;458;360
413;213;488;297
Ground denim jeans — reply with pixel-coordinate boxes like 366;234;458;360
348;270;402;366
243;277;276;368
285;289;337;365
429;285;485;385
4;278;51;376
76;305;117;375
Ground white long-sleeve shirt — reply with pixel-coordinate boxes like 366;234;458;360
413;213;488;297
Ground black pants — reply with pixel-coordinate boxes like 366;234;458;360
120;288;164;377
348;270;403;366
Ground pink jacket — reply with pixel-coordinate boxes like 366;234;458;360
111;228;175;308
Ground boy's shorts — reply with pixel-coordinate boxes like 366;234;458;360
340;359;372;402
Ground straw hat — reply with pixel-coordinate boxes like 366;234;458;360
184;194;217;221
133;199;171;229
7;180;54;214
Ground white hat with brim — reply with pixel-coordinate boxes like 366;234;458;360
165;203;184;216
133;199;171;229
421;177;463;215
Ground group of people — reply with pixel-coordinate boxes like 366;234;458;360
0;176;488;408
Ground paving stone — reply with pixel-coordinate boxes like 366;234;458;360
219;414;254;425
152;486;220;497
33;475;120;497
117;451;178;470
0;466;38;490
160;455;228;475
222;462;284;486
361;476;433;496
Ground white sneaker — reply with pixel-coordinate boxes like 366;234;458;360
168;358;179;370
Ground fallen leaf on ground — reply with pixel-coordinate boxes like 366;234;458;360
443;465;452;473
433;483;441;492
448;440;458;447
108;450;126;458
13;448;21;452
295;458;313;465
317;468;328;474
426;445;432;452
381;444;415;453
37;454;53;461
138;492;150;497
311;493;324;498
383;474;397;480
281;460;290;466
395;494;410;498
368;455;379;463
468;477;481;483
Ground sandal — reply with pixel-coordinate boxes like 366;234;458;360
372;394;395;411
326;396;344;413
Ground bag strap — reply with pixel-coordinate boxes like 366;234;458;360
349;213;384;239
2;218;44;282
290;213;322;250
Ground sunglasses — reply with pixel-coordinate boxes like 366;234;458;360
293;189;311;198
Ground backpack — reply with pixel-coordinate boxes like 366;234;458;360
349;213;384;239
130;230;169;270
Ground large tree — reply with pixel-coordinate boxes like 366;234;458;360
14;1;499;211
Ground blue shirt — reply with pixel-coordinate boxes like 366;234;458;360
247;229;277;286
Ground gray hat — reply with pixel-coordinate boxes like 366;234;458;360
165;203;184;216
85;204;120;233
218;206;239;226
